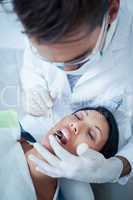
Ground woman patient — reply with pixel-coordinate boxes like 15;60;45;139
0;107;119;200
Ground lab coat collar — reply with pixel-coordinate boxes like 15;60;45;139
73;49;114;92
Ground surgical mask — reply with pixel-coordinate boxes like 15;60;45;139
57;12;110;71
66;16;118;76
65;51;102;75
31;12;118;73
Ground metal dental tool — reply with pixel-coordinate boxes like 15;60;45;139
20;123;37;144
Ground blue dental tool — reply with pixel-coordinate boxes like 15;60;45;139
20;123;36;143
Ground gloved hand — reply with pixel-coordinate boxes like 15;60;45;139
23;85;54;117
29;135;123;183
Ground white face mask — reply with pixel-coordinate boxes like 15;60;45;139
31;13;118;75
56;13;109;73
103;16;119;51
65;15;119;76
65;51;101;75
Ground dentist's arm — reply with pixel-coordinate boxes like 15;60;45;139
21;40;53;117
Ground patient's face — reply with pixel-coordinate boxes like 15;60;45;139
42;110;109;155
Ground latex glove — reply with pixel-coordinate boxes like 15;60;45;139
29;135;123;183
23;85;53;117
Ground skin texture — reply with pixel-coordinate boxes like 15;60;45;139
30;0;120;71
42;110;109;155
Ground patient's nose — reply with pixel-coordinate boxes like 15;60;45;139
69;122;79;135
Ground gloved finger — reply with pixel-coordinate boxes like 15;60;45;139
27;99;44;116
28;92;52;117
50;73;65;100
81;148;104;161
49;135;75;161
33;143;61;167
38;88;53;108
32;89;51;111
76;143;89;156
26;90;45;112
27;103;46;117
29;154;60;177
36;166;60;178
27;106;43;117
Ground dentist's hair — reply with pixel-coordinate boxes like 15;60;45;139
76;106;119;159
10;0;108;43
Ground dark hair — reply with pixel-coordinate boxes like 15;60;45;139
11;0;108;43
76;106;119;159
0;0;4;2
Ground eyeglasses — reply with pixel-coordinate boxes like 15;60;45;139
30;13;109;69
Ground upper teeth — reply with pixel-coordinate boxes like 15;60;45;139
54;130;63;140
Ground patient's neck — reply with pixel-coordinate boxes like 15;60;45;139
20;140;57;200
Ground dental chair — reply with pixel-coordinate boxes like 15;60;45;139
92;179;133;200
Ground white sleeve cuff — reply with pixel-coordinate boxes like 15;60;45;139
118;168;133;185
116;142;133;185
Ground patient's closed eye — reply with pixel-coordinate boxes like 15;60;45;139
88;127;101;141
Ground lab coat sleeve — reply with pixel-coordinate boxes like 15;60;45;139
117;140;133;185
116;86;133;185
115;12;133;184
21;39;48;91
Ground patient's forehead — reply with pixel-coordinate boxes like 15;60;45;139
72;109;108;126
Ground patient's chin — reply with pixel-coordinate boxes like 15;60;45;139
41;133;76;155
42;135;53;153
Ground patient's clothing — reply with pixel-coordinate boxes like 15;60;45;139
0;111;59;200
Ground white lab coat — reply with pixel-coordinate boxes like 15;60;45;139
21;0;133;194
0;122;59;200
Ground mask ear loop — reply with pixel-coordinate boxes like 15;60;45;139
62;13;110;69
92;12;109;56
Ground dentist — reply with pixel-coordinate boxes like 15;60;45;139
8;0;133;198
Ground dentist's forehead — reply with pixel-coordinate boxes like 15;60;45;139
30;26;101;63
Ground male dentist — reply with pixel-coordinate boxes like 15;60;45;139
6;0;133;199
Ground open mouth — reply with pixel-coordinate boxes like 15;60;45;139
53;128;70;145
